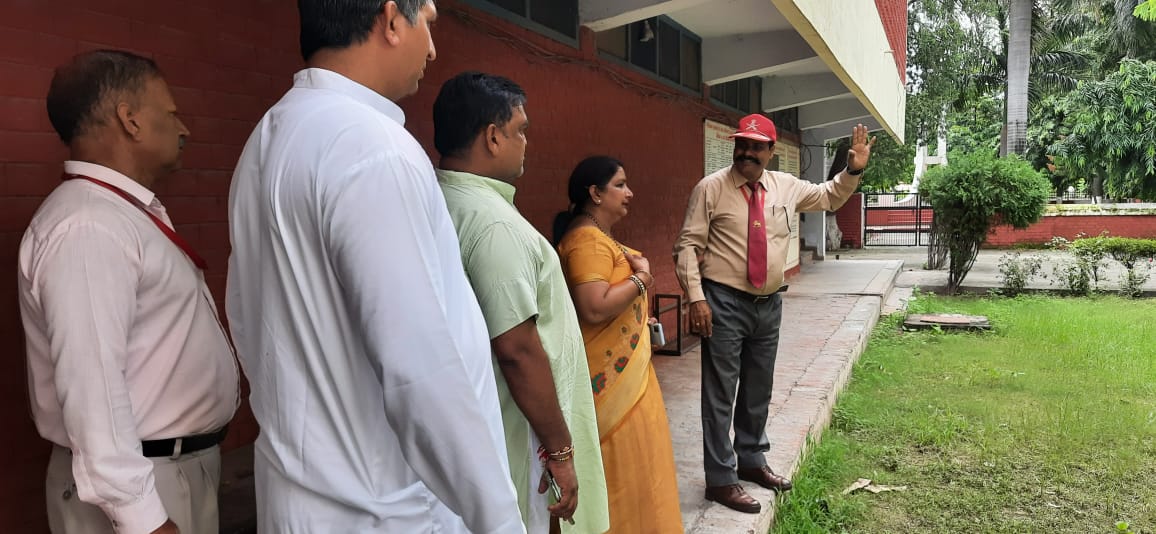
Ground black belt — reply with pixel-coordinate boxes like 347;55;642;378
703;278;787;303
141;426;228;458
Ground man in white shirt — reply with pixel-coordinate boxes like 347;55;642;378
226;1;525;532
19;50;240;534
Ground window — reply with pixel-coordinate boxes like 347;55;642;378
770;108;799;134
596;17;702;91
466;0;579;40
710;77;763;114
629;19;657;72
596;26;628;60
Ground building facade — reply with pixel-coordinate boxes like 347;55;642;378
0;0;905;529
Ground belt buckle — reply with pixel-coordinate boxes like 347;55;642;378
170;438;183;460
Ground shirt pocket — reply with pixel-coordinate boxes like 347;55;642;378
767;204;792;238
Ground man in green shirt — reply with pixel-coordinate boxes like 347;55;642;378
432;71;609;534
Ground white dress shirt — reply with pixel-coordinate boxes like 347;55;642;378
227;68;524;534
19;160;240;534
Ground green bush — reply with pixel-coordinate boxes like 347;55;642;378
1071;236;1156;297
997;252;1046;295
922;153;1051;293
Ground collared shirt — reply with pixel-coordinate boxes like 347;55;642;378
437;169;610;534
18;160;239;534
227;69;523;534
675;166;860;301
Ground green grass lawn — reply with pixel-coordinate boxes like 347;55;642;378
773;295;1156;534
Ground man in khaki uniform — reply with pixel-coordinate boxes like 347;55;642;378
674;114;875;514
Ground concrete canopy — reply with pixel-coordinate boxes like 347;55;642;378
579;0;906;143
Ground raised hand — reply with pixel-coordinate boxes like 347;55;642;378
846;123;878;173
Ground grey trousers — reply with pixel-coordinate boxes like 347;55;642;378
700;280;783;487
46;444;221;534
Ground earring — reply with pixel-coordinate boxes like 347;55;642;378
595;199;602;205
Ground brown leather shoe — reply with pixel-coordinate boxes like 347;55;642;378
704;484;761;514
738;466;793;492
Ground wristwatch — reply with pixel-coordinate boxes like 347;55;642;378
847;166;865;176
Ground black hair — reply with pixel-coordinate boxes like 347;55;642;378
298;0;431;61
433;71;527;159
45;50;161;144
552;156;624;245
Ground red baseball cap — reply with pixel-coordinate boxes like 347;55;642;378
729;113;777;143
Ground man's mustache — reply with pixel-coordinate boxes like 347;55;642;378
734;155;759;164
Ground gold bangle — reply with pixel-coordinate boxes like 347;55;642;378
628;275;646;295
547;445;574;462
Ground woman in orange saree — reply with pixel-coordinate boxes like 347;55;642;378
554;156;683;534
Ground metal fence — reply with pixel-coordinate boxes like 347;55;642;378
863;192;932;246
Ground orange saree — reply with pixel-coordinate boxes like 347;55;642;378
557;226;683;534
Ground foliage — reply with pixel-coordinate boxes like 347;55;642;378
1050;59;1156;201
1051;256;1093;294
921;153;1050;293
906;0;997;143
1054;0;1156;75
827;135;915;192
964;0;1093;107
1070;236;1156;297
1024;95;1080;194
997;251;1047;294
946;94;1003;157
1048;234;1108;294
1138;0;1156;20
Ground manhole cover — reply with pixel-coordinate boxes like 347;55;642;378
903;313;991;331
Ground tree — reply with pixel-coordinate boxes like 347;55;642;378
826;135;914;192
1005;0;1034;156
953;1;1090;156
947;94;1003;157
907;0;996;144
1138;0;1156;20
1025;95;1081;195
1053;0;1156;75
1049;59;1156;201
921;153;1050;293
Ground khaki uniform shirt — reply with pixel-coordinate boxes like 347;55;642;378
674;166;860;302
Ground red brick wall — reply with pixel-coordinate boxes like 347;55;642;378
402;4;749;296
0;1;753;530
835;193;864;248
987;215;1156;247
0;0;889;529
0;1;299;529
875;0;907;83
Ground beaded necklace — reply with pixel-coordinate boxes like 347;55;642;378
583;212;630;258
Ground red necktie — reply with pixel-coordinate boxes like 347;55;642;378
746;182;767;288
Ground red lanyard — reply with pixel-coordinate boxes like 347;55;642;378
63;174;208;270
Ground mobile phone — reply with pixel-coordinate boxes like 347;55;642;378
546;473;575;525
548;473;562;502
650;322;666;347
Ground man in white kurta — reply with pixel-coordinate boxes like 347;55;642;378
225;63;524;534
